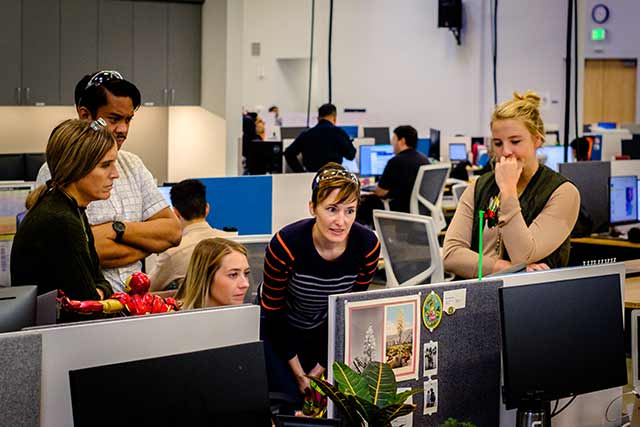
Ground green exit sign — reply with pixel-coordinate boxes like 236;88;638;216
592;28;606;41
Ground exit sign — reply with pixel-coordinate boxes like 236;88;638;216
592;28;606;41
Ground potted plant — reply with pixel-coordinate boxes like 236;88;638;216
308;361;421;427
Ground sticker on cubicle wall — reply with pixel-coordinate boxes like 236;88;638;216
422;291;443;332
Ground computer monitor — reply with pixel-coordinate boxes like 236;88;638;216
449;143;467;162
23;153;46;181
0;183;34;235
0;154;26;181
341;157;359;174
621;135;640;159
559;161;610;233
69;342;271;427
610;175;638;225
157;186;173;207
416;138;431;158
499;274;626;411
339;125;358;139
359;144;394;177
280;127;308;140
536;145;573;172
584;134;603;160
246;140;283;175
429;128;441;160
631;309;640;393
363;127;390;145
0;286;37;333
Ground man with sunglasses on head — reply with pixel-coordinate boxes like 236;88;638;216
36;71;182;292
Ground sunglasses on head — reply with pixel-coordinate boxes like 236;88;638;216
312;169;359;191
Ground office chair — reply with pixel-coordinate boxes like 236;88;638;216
409;163;451;232
372;210;444;287
228;234;271;303
451;182;469;205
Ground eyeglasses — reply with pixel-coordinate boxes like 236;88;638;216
312;169;359;191
85;70;123;91
89;118;107;131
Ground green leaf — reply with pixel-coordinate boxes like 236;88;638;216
333;362;371;400
362;362;397;407
351;395;379;421
371;403;417;426
391;388;422;406
307;375;363;426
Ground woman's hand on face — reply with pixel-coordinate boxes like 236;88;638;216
525;262;550;272
495;156;522;198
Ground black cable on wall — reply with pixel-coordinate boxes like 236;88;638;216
328;0;334;104
573;0;579;139
492;0;498;106
306;0;316;128
563;0;573;162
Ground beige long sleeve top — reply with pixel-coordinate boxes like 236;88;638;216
443;181;580;278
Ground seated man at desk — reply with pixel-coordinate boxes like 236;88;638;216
284;103;356;172
357;125;429;226
149;179;232;291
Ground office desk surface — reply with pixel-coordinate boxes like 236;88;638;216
572;236;640;249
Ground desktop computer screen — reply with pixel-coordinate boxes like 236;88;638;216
449;143;467;162
499;274;626;409
0;154;26;181
339;125;358;139
157;186;173;207
621;135;640;159
280;127;308;140
341;157;359;174
536;145;573;172
363;127;391;145
0;286;37;333
429;128;441;160
610;175;638;225
359;144;394;177
416;138;431;158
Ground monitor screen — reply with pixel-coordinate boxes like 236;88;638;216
537;145;573;172
246;140;283;175
0;154;25;181
363;127;390;145
429;128;441;160
157;186;173;207
621;135;640;160
449;143;467;162
359;144;394;177
417;138;431;158
610;175;638;224
339;125;358;139
559;161;610;233
0;286;37;333
499;274;626;409
0;184;34;235
341;157;359;174
24;153;46;181
280;127;308;140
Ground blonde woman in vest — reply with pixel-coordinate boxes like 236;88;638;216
443;91;580;279
175;238;250;309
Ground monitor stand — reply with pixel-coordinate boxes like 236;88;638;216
516;401;550;427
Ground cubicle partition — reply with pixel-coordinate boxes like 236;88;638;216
328;279;503;426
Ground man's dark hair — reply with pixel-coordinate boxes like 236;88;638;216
170;179;208;221
75;72;142;118
569;137;590;161
318;103;337;118
268;105;278;113
393;125;418;149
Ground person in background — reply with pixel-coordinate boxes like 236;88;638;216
443;91;580;278
174;238;250;309
284;103;356;172
149;179;232;291
269;105;283;127
260;163;380;396
12;119;117;321
255;116;266;141
36;71;182;293
570;136;591;161
357;125;429;226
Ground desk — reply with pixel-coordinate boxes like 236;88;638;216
570;236;640;266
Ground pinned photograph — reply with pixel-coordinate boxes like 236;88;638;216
345;304;384;373
423;379;438;416
383;300;420;381
423;341;438;378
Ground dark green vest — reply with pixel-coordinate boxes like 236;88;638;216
470;165;571;269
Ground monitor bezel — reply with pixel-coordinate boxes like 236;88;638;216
632;309;640;393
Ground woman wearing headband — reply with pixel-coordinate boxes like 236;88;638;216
261;162;380;395
11;119;119;321
443;91;580;278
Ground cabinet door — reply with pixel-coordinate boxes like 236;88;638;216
133;2;168;106
22;0;61;105
168;3;201;105
61;0;99;105
99;0;134;81
0;0;21;105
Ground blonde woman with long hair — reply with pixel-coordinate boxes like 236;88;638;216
443;91;580;278
175;238;250;309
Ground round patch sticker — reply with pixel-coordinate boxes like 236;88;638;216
422;291;443;332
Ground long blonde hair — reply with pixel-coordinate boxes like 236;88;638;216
175;238;249;310
491;91;545;142
26;119;116;209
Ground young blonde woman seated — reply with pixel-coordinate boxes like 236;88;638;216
443;91;580;278
174;238;250;309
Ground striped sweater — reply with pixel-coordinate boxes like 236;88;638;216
261;218;380;331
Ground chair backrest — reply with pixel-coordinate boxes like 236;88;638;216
228;234;271;303
409;163;451;231
373;210;444;287
451;182;469;205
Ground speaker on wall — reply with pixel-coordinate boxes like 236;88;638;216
438;0;462;29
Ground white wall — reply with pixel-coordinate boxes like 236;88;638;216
237;0;572;139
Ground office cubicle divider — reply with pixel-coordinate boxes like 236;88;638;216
328;279;503;426
0;331;41;427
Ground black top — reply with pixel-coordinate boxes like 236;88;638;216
284;119;356;172
377;148;430;213
10;188;113;302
